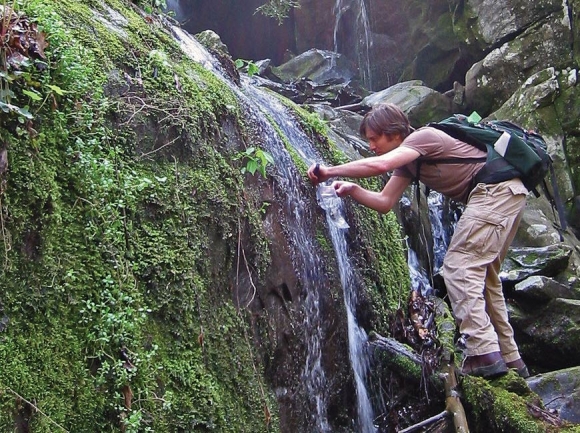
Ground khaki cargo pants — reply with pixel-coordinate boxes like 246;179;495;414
442;178;528;363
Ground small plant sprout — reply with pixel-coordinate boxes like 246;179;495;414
234;147;275;178
234;59;259;77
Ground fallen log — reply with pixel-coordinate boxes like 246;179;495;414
368;332;423;382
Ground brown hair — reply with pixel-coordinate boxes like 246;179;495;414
359;103;411;139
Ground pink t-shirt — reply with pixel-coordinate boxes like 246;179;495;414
393;127;486;203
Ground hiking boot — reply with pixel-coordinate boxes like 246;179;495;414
506;358;530;378
461;352;508;378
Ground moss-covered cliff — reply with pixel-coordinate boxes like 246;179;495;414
0;0;277;430
0;1;409;431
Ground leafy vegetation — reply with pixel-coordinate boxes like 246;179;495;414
255;0;300;24
133;0;167;14
234;147;275;177
0;0;277;431
235;58;260;77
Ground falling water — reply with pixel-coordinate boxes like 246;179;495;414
242;84;332;431
327;222;377;433
246;85;376;433
171;24;376;431
427;191;460;274
400;196;434;296
333;0;373;90
400;192;461;296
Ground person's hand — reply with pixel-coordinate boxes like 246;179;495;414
307;163;330;185
333;180;357;197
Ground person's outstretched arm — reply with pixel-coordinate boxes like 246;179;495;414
307;147;420;184
333;175;411;214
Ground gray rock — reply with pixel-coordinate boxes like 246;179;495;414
465;12;573;115
514;275;580;302
360;81;452;127
500;245;572;283
527;366;580;424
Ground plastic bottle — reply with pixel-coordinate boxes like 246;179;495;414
316;183;350;229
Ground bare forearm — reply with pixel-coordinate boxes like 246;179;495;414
327;157;391;178
346;184;396;214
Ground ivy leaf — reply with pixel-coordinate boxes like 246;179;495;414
47;84;66;95
22;89;42;101
246;159;258;175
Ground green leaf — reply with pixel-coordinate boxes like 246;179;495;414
22;89;43;101
264;152;275;164
247;62;259;77
234;59;244;69
47;84;66;95
17;106;33;119
246;160;258;175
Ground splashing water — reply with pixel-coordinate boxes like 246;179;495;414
172;24;376;431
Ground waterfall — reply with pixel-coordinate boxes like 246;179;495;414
400;192;461;296
428;191;450;274
244;86;332;432
427;191;459;274
171;23;376;431
333;0;373;90
399;196;434;296
245;85;376;433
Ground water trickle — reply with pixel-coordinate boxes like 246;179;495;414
428;191;458;273
333;0;373;90
171;26;376;430
170;24;220;71
245;85;376;433
244;85;332;432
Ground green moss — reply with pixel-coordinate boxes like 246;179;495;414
0;0;277;431
462;375;548;433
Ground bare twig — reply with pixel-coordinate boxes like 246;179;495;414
4;387;69;432
138;135;181;159
398;410;449;433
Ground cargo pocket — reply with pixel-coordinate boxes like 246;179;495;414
452;210;506;260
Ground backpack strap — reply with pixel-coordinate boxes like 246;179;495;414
414;156;487;209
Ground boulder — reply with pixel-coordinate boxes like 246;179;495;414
514;275;580;302
464;0;563;46
511;298;580;368
269;48;355;85
527;366;580;424
360;80;452;127
500;244;572;284
465;12;573;115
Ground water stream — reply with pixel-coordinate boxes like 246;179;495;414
245;85;376;433
333;0;373;90
245;85;332;432
171;22;377;432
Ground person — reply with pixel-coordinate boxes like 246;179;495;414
307;103;530;379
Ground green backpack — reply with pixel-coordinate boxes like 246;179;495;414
417;113;567;231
